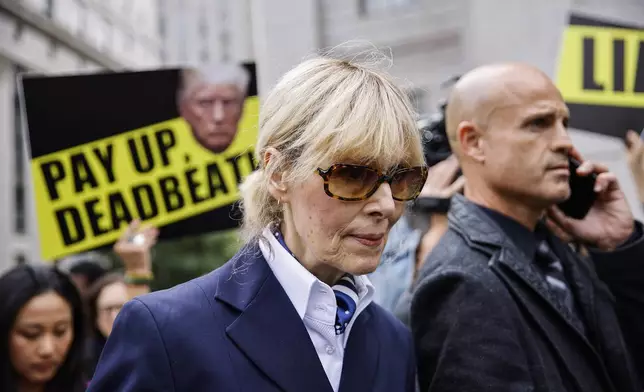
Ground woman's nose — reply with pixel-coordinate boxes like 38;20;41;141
37;335;55;358
368;182;396;217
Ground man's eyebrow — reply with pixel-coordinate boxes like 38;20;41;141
520;107;570;126
524;109;556;118
519;109;554;124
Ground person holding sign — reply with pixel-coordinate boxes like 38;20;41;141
411;63;644;392
87;50;426;392
177;64;250;154
56;252;110;296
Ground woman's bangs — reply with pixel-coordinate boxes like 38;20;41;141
292;64;425;179
318;103;423;170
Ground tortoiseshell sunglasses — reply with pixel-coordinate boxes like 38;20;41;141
316;164;428;201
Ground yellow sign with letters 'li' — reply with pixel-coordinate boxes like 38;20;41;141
556;15;644;138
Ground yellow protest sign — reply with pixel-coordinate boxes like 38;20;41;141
556;15;644;138
21;65;259;260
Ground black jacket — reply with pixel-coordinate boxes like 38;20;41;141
411;195;644;392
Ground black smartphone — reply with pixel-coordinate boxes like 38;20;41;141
556;157;597;219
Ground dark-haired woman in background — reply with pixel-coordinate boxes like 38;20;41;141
0;264;86;392
83;220;158;379
83;273;127;378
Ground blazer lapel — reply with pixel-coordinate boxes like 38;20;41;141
492;249;615;392
548;239;598;338
338;310;379;392
449;196;588;339
551;240;634;392
495;245;587;338
216;247;333;392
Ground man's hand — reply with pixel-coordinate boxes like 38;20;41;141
418;155;465;233
625;129;644;203
419;155;466;199
547;150;634;251
114;220;159;274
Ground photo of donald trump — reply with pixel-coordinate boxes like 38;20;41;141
177;64;250;154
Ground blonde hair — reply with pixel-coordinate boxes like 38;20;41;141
239;47;425;245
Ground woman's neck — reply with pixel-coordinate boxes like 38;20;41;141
18;380;45;392
279;224;344;286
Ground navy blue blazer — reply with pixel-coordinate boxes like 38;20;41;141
87;245;416;392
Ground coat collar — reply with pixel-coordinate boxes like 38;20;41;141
448;195;614;391
213;244;379;392
448;194;509;249
449;195;587;329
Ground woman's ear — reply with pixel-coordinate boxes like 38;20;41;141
264;147;289;202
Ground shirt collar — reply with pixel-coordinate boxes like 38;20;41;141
259;227;374;320
475;204;538;260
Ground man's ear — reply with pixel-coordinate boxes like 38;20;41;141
458;121;485;163
264;147;290;202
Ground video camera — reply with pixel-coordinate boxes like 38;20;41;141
419;75;461;167
419;99;451;167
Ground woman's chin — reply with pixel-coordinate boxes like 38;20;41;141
343;256;381;276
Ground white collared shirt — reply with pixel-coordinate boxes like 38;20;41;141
259;227;374;392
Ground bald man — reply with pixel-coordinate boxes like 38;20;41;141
410;63;644;392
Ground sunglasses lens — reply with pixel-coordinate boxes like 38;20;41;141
327;165;380;199
390;167;427;200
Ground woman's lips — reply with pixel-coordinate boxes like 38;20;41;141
350;233;385;247
31;361;58;374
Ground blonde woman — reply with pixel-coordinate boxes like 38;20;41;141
88;51;427;392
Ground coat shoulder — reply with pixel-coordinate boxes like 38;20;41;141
131;255;244;327
418;229;498;284
365;302;413;346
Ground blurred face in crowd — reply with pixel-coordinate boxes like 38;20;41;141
68;273;88;294
451;64;573;210
95;281;128;338
180;82;245;154
9;291;73;386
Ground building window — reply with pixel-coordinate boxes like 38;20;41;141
219;1;230;62
77;0;87;37
359;0;417;15
78;56;88;69
125;32;134;51
14;185;25;234
13;66;27;234
159;15;166;38
200;48;209;64
178;19;188;62
13;21;24;41
103;17;113;51
198;17;208;39
48;38;59;58
220;30;230;62
46;0;55;18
